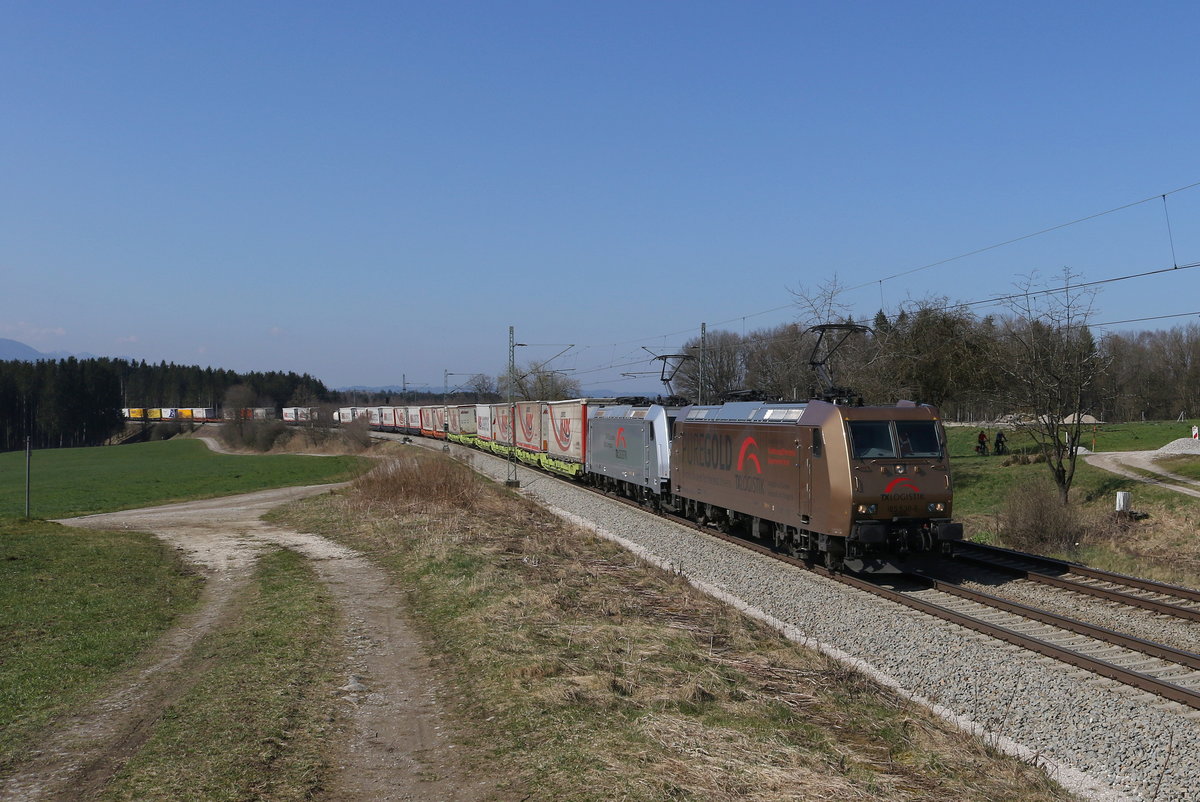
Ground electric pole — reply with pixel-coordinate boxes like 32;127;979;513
506;326;520;487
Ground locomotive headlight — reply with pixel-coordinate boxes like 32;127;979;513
894;465;905;474
927;502;946;513
856;503;877;514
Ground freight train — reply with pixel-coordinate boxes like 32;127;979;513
122;407;282;422
340;396;962;573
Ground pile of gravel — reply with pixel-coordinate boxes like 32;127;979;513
1157;438;1200;455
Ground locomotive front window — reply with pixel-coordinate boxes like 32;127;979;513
848;421;896;458
895;420;942;458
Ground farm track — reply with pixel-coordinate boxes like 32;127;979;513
4;480;484;802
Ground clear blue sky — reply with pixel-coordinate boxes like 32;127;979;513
4;1;1199;393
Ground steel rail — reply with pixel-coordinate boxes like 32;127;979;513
678;523;1200;709
847;573;1200;710
906;571;1200;671
953;544;1200;621
955;541;1200;604
579;490;1200;709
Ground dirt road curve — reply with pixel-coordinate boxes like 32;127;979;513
3;485;482;802
1084;451;1200;500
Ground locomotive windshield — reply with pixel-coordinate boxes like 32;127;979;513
848;420;943;459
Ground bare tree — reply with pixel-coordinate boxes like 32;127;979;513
497;361;581;401
791;274;854;326
994;270;1106;503
466;373;498;398
742;323;820;400
674;329;746;402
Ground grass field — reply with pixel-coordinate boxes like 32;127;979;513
945;421;1200;587
944;419;1200;459
0;438;368;519
0;519;204;770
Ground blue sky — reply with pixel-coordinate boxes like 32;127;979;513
4;1;1199;392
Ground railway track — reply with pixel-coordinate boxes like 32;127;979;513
951;541;1200;620
392;434;1200;711
877;572;1200;710
574;485;1200;710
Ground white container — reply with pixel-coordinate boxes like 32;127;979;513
515;401;543;453
542;399;586;463
476;404;493;441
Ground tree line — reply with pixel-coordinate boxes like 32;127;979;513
672;306;1197;423
0;358;332;452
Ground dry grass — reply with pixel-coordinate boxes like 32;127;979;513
1073;493;1200;588
995;476;1132;556
267;450;1076;801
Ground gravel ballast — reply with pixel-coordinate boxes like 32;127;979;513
411;439;1200;801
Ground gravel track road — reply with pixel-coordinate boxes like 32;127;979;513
2;473;484;802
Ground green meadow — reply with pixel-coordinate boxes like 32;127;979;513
0;438;368;519
946;421;1200;516
0;438;365;778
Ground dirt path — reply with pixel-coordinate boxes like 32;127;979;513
3;484;483;801
1084;451;1200;500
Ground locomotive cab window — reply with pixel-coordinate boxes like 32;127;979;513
848;421;895;458
895;420;942;458
848;420;943;459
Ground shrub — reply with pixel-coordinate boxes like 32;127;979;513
339;419;372;451
147;422;181;441
997;478;1085;553
352;455;483;513
218;419;290;452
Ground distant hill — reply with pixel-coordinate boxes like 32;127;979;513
0;338;44;361
0;339;98;362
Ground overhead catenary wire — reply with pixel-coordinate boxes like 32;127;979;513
1163;194;1180;269
575;180;1200;356
561;181;1200;388
572;265;1200;390
846;179;1200;292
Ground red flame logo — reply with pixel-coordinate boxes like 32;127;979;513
737;437;762;473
